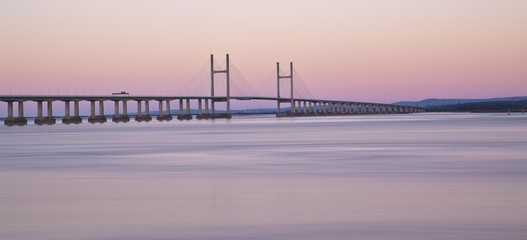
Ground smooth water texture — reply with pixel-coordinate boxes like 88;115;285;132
1;113;527;240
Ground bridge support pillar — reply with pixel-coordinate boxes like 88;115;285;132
211;100;215;115
63;100;82;124
197;99;211;119
178;99;192;120
166;100;171;116
89;100;107;123
5;101;27;126
90;101;95;116
145;101;150;116
205;99;209;115
176;99;190;120
137;100;141;117
157;100;172;121
113;100;130;123
36;101;56;125
135;100;152;122
198;99;202;115
37;101;43;118
75;101;80;118
8;101;13;118
179;99;182;115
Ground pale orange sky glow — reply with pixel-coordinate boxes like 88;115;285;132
1;0;526;103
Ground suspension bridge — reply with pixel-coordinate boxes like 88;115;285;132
0;54;425;126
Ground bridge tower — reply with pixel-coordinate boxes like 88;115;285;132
276;62;294;115
210;54;231;118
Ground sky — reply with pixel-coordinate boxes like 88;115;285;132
1;0;526;105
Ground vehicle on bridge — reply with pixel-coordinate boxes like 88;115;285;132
112;91;129;96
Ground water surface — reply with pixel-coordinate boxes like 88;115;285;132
1;113;526;239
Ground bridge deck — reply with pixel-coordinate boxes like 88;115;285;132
0;95;407;107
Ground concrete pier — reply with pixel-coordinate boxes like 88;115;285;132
62;100;82;124
35;101;56;125
112;100;130;122
135;100;152;122
4;101;27;126
157;100;173;121
199;99;211;119
196;99;210;120
178;99;192;120
88;100;107;123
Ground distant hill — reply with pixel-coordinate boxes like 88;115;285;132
393;96;527;107
424;100;527;112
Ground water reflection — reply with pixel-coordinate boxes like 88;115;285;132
1;113;526;239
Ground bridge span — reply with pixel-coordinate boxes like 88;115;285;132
0;95;424;126
1;54;425;126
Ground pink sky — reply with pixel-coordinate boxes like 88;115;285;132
1;0;526;104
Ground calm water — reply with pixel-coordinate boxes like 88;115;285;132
1;113;526;240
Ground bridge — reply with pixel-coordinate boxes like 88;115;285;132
1;54;425;126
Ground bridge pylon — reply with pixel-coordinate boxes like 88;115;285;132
210;54;231;119
276;62;294;115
